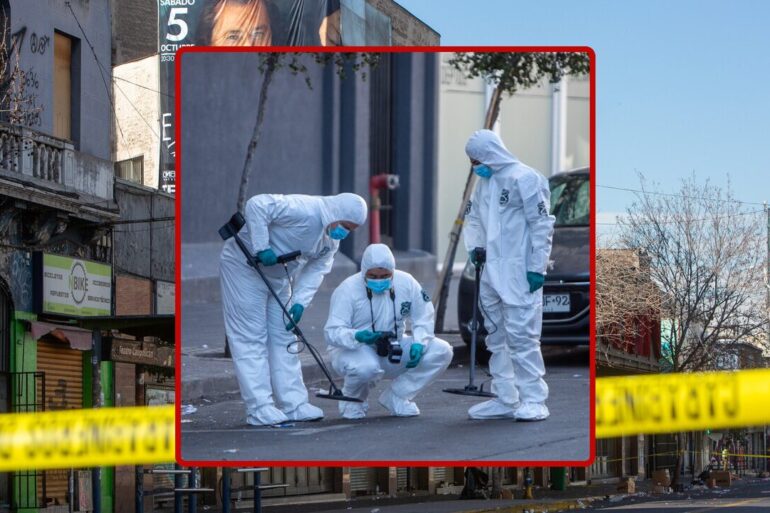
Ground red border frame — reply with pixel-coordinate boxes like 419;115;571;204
174;45;596;468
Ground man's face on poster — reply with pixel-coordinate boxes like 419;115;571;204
211;0;273;46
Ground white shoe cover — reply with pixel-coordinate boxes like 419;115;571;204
514;402;549;421
247;404;290;426
468;398;517;420
378;388;420;417
285;402;324;422
339;400;368;419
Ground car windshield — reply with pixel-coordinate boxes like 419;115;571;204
549;173;589;226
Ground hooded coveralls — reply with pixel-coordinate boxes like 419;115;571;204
324;244;453;418
463;130;555;420
220;193;367;425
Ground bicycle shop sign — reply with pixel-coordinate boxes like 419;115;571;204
33;253;112;317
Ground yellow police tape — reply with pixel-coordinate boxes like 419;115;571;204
597;368;770;439
0;405;174;471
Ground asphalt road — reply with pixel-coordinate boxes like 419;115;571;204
180;345;590;463
582;477;770;513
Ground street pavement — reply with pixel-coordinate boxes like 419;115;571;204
181;268;590;462
580;476;770;512
261;476;770;513
180;344;590;462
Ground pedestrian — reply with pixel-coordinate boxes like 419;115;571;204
220;192;368;426
324;243;453;418
462;129;555;421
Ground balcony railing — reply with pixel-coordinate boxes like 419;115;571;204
0;122;113;200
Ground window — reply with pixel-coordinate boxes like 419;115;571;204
115;156;144;184
53;32;73;140
549;172;590;226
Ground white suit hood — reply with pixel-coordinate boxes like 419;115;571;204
361;243;395;274
465;129;518;173
319;193;368;228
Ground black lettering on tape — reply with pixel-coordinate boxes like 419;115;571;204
686;385;700;420
723;374;739;417
669;384;679;421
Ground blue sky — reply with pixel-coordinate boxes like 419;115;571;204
398;0;770;220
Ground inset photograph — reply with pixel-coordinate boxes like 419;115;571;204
178;49;594;463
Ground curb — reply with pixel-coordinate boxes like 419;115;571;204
466;497;597;512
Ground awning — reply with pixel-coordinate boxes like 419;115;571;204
28;321;93;351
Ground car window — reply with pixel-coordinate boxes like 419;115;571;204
550;174;589;226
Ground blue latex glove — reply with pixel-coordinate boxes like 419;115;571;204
256;248;278;266
527;272;545;293
405;343;425;369
285;304;304;331
355;330;381;345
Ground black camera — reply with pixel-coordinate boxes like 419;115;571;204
375;331;403;364
473;246;486;266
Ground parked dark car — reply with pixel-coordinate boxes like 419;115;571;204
458;168;590;357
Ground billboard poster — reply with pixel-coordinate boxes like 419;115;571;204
33;253;113;317
157;0;379;195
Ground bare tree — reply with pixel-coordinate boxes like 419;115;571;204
236;52;379;214
595;248;661;360
617;173;768;486
0;8;42;127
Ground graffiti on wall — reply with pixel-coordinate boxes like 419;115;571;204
7;26;45;128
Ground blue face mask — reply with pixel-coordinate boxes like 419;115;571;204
329;224;350;240
473;164;493;178
366;277;392;294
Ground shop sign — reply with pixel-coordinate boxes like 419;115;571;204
33;253;112;317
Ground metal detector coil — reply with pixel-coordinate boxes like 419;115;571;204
444;247;497;398
219;213;362;403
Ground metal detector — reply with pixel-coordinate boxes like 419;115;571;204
218;212;362;403
443;247;496;398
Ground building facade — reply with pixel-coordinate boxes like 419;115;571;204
1;1;176;512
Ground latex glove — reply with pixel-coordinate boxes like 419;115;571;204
256;248;278;266
355;330;381;345
405;343;425;369
284;304;304;331
527;272;545;293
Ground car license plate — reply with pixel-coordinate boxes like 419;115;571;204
543;293;570;313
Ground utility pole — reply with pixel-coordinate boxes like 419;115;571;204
765;202;769;472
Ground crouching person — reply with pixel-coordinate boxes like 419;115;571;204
324;244;453;418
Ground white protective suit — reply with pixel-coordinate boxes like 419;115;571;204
463;129;555;421
220;193;368;426
325;244;453;418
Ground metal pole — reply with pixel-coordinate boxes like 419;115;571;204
221;468;231;513
765;203;769;473
174;465;183;513
188;467;197;513
253;471;261;513
135;466;143;513
91;329;102;513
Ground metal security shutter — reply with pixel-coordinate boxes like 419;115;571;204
349;468;377;494
396;468;408;491
37;340;83;506
432;467;447;484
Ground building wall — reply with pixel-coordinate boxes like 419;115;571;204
365;0;439;45
115;274;152;316
113;54;161;188
113;179;176;283
111;0;157;66
436;53;591;264
9;0;113;160
180;52;438;259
